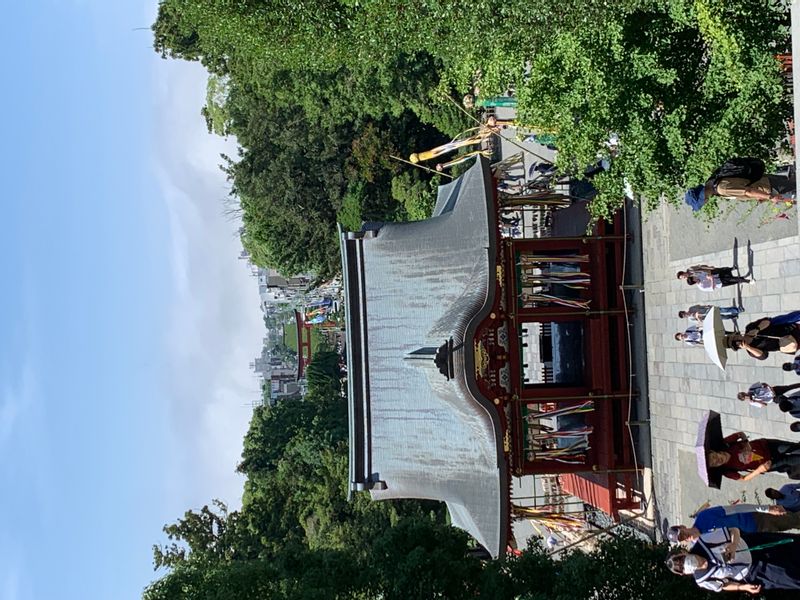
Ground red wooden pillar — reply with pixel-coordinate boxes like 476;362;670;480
294;310;314;379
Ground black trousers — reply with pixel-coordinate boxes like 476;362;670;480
775;382;800;399
743;532;800;590
712;267;746;286
766;439;800;479
768;174;796;196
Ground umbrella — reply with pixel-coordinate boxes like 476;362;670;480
703;307;728;371
695;410;725;489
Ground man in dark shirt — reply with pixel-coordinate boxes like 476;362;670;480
727;316;800;359
679;304;740;321
667;504;800;545
766;484;800;512
783;355;800;375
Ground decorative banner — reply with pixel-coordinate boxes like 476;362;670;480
530;426;594;441
525;400;595;420
410;126;491;163
492;152;524;177
518;254;589;264
511;505;585;531
523;402;595;463
502;195;571;208
520;273;591;288
435;149;492;172
519;293;591;309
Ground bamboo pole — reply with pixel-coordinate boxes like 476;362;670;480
388;155;454;179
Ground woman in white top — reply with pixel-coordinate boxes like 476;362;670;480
667;527;800;593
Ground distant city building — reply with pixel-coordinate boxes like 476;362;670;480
255;267;313;310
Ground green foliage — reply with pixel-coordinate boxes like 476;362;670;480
143;552;366;600
514;2;789;219
148;0;795;596
154;0;790;232
391;171;439;221
201;75;230;136
366;519;475;599
337;183;367;233
547;535;701;600
304;350;342;401
153;0;453;277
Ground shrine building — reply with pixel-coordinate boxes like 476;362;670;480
339;156;639;557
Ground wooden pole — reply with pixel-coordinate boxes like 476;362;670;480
389;154;454;179
547;510;646;556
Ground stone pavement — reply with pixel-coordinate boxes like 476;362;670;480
642;0;800;536
644;200;800;535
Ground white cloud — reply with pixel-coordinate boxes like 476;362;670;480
0;294;48;600
0;533;35;600
151;59;265;510
0;363;35;448
0;562;21;600
0;389;21;448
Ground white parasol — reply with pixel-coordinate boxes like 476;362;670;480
702;306;728;371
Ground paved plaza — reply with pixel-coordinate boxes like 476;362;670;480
640;0;800;538
644;200;800;535
497;9;800;536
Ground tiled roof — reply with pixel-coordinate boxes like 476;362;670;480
339;157;508;556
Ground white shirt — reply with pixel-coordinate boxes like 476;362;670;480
691;528;752;592
694;271;722;292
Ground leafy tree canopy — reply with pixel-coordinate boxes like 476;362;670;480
155;0;791;232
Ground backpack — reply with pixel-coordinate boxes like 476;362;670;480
708;157;765;192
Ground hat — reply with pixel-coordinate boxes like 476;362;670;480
684;185;706;211
666;525;681;543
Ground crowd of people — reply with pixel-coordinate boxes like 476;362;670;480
665;188;800;590
675;303;800;361
667;433;800;593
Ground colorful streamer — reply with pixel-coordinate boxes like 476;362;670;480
520;293;591;309
525;401;595;420
410;126;491;164
518;254;590;264
435;149;492;172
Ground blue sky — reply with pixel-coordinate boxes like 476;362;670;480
0;2;264;599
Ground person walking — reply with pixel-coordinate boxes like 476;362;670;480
667;528;800;593
684;156;795;212
765;484;800;512
667;504;800;544
726;315;800;359
706;431;800;481
782;355;800;375
738;382;800;408
675;327;703;347
679;304;740;321
677;264;750;291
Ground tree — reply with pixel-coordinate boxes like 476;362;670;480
221;80;446;276
152;0;458;276
367;518;484;600
391;171;439;221
154;0;791;227
304;350;342;401
144;550;366;600
152;500;266;570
